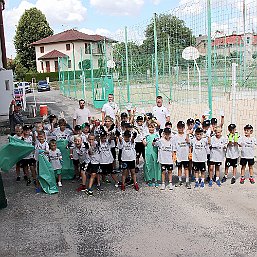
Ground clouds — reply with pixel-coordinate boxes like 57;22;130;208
89;0;144;16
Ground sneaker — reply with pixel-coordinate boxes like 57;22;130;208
26;178;31;186
185;182;191;189
155;183;159;188
216;180;221;187
35;187;41;193
231;177;236;184
249;177;255;184
160;183;166;190
195;181;199;188
104;179;111;184
148;182;154;187
121;183;125;191
58;181;62;187
240;177;245;184
175;181;183;187
134;183;139;191
114;182;121;188
221;176;227;183
208;180;213;187
16;176;21;182
167;183;173;190
96;185;103;191
200;181;205;188
24;175;28;181
76;185;86;192
86;188;93;196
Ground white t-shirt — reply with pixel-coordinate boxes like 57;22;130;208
23;135;34;159
238;136;257;159
117;139;136;161
99;141;115;164
48;149;62;170
72;145;90;164
155;137;174;165
210;136;227;162
53;127;72;140
173;133;190;162
152;105;170;129
134;123;148;143
73;108;91;125
102;102;119;121
34;140;49;161
226;142;240;159
191;138;208;162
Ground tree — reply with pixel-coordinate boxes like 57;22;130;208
15;63;28;81
14;8;53;70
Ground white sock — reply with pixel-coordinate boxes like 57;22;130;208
195;178;199;182
179;176;182;182
186;177;189;183
216;177;219;181
201;178;205;182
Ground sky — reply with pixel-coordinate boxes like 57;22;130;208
3;0;181;58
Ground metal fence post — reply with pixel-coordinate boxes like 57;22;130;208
167;36;172;101
154;13;159;97
231;63;237;123
125;26;131;103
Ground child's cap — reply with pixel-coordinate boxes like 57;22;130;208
195;127;204;134
123;130;131;137
165;121;172;127
177;121;185;128
244;124;253;130
100;130;107;137
49;114;57;119
145;112;153;119
136;115;144;121
23;124;31;131
82;122;90;128
187;118;194;125
124;123;133;129
16;102;22;107
121;121;127;127
121;112;128;118
74;125;82;131
202;120;210;127
211;117;218;125
228;124;236;131
195;119;201;125
163;127;171;134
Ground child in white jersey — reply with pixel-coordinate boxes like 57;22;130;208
53;118;72;140
117;130;139;191
208;126;227;187
48;139;63;187
154;127;174;190
173;121;191;189
221;124;240;184
238;124;256;184
190;127;209;188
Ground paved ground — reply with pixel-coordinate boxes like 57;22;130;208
1;90;257;257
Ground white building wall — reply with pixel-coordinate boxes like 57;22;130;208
0;37;3;68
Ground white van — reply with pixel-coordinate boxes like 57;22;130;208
14;82;32;93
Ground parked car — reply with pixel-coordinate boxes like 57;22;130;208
37;80;50;92
14;82;32;93
13;88;24;102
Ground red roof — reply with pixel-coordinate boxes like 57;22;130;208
32;29;115;46
38;50;67;60
212;35;243;46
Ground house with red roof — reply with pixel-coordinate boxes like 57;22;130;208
32;29;116;73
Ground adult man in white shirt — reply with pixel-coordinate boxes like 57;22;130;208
101;94;119;124
73;99;91;128
152;96;170;129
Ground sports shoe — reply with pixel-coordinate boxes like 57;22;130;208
221;176;227;183
24;175;28;181
121;183;125;191
76;185;86;192
148;182;154;187
200;181;205;188
155;183;159;188
249;177;255;184
114;182;121;188
208;180;213;187
231;177;236;184
35;187;41;193
96;185;103;191
185;182;191;189
58;181;62;187
160;183;166;190
167;183;173;190
26;178;31;186
240;177;245;184
134;183;139;191
216;180;221;187
16;176;21;182
195;181;199;188
86;188;93;196
175;181;183;187
104;179;111;184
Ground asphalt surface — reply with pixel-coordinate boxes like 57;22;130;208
1;90;257;257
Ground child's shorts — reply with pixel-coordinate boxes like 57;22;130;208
135;142;145;159
54;169;62;176
20;158;36;167
240;158;254;166
209;161;222;166
193;162;206;172
80;162;88;173
161;164;173;172
225;158;238;168
87;163;100;174
121;160;136;170
100;163;114;175
176;161;189;168
207;154;210;165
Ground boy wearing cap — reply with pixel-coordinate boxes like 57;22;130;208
238;124;256;184
222;124;239;184
173;121;191;189
190;127;209;188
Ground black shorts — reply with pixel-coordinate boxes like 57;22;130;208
176;161;189;168
20;158;36;167
225;158;238;168
87;163;100;174
100;163;116;175
193;162;206;172
161;164;173;172
209;161;222;166
73;160;87;172
121;160;136;170
111;147;116;160
240;158;255;166
135;142;145;159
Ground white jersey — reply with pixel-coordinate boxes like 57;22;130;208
155;137;174;165
53;127;72;140
34;140;49;161
134;123;148;143
152;105;170;129
88;142;100;164
48;149;62;170
99;141;115;164
173;133;190;162
72;145;90;164
102;102;119;121
117;139;136;161
23;135;34;159
210;136;227;162
191;138;208;162
238;136;257;159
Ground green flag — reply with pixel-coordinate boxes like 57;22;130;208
0;137;34;172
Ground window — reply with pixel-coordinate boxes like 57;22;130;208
5;80;10;91
40;47;44;53
66;44;71;51
68;60;71;68
41;62;44;72
85;43;91;54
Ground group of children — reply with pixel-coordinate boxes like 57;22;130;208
11;105;256;194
